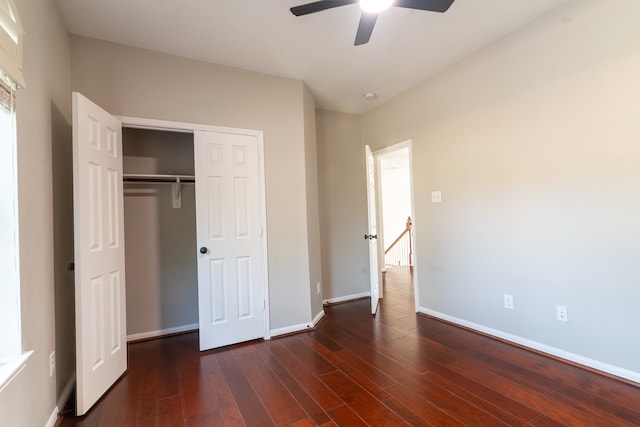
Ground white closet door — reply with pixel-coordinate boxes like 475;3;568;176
366;145;380;315
194;130;265;350
72;92;127;415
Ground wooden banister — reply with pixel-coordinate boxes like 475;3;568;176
384;217;413;272
384;216;412;254
384;229;410;255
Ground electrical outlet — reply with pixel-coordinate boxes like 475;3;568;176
49;351;55;377
503;294;514;310
431;191;442;203
557;305;568;322
316;282;321;295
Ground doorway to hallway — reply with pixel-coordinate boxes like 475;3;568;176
375;142;416;308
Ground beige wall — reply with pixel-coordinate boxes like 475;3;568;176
362;0;640;377
303;85;323;318
8;3;640;426
122;129;198;337
0;0;73;426
70;35;317;332
316;110;370;301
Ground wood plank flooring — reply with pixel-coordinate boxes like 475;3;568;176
59;269;640;426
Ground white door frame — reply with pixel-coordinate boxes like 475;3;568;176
373;140;419;312
117;115;271;340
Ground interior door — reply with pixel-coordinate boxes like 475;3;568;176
365;145;380;315
194;130;265;350
72;92;127;415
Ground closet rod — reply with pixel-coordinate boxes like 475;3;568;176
123;173;195;184
123;180;195;185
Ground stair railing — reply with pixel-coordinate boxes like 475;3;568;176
384;216;413;272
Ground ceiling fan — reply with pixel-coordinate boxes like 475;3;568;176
290;0;456;46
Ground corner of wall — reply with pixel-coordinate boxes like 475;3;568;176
302;85;324;318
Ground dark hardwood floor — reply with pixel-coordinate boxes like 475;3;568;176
59;269;640;426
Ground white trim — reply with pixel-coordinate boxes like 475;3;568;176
0;80;22;370
118;115;271;343
257;132;270;341
270;322;313;338
126;323;198;342
58;373;76;413
269;310;324;338
0;350;32;392
45;373;76;427
372;139;419;311
312;309;325;327
118;115;260;136
418;307;640;384
323;291;371;305
45;407;58;427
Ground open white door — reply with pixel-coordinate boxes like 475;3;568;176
72;92;127;415
365;145;380;315
194;130;266;350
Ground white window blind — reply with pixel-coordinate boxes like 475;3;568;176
0;71;14;111
0;0;24;88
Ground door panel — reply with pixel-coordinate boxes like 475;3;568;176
72;92;126;415
195;130;265;350
365;145;380;315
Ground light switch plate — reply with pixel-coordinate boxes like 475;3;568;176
504;294;514;310
431;191;442;203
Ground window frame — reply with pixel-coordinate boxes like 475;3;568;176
0;0;28;392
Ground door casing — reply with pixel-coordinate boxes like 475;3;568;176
118;115;271;342
372;140;419;312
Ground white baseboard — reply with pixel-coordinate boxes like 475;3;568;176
127;323;199;342
269;310;325;338
418;307;640;384
45;373;76;427
58;373;76;412
270;322;313;338
46;407;58;427
312;309;325;327
323;291;370;305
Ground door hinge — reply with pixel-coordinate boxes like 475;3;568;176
263;300;266;310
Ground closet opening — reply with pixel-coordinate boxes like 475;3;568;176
72;94;270;413
122;127;199;342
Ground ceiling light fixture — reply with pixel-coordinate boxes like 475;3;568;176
363;92;378;100
360;0;394;14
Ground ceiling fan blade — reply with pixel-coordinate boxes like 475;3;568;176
393;0;455;13
290;0;357;16
354;12;378;46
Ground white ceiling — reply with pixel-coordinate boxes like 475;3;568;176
55;0;569;114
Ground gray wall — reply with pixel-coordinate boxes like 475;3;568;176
362;0;640;378
70;35;318;332
316;109;370;301
0;0;73;426
122;128;198;337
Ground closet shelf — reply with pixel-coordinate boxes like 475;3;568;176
123;173;195;184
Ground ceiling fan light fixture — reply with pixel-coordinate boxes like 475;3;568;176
360;0;394;14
